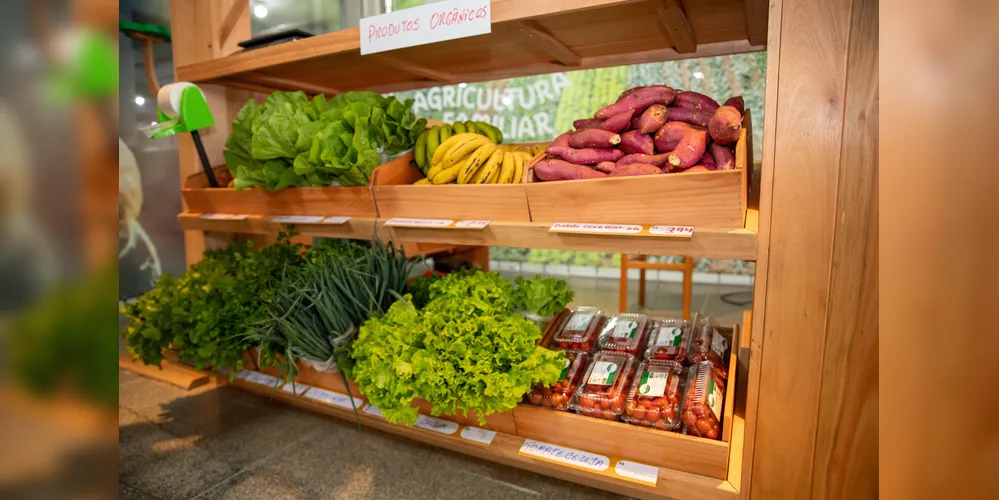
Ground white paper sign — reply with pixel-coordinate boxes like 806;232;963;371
236;370;281;387
385;217;454;228
460;426;497;445
322;216;352;225
549;223;643;235
363;404;385;418
414;414;459;435
615;460;659;486
280;382;312;396
519;440;610;471
200;213;248;221
305;388;365;410
649;225;695;237
360;0;491;55
272;215;325;224
454;219;491;229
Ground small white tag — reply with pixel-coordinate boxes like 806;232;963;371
550;223;643;235
237;371;280;387
460;426;497;445
587;361;619;386
414;414;459;435
454;219;490;229
385;217;454;228
362;404;385;418
280;382;311;396
612;320;638;339
638;372;669;397
614;460;659;486
711;330;730;359
306;388;365;410
654;327;683;349
649;225;694;237
272;215;325;224
519;440;610;471
565;312;594;332
359;0;491;55
200;213;247;221
322;216;352;225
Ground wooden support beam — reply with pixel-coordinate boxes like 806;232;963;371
516;20;582;66
658;0;696;54
239;75;341;96
375;54;453;82
744;0;769;46
218;0;248;49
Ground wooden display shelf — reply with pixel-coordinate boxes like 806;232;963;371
175;0;765;95
231;377;739;500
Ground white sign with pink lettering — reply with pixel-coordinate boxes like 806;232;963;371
360;0;491;55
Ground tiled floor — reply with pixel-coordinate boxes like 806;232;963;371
119;277;752;499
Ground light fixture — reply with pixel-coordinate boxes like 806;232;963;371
693;71;704;79
458;82;467;88
253;5;268;18
135;96;145;106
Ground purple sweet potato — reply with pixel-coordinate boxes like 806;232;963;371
674;91;720;111
701;151;716;169
595;94;638;120
574;118;600;130
653;121;701;153
630;114;642;130
619;130;654;155
594;161;617;174
534;159;608;181
597;109;635;133
666;129;708;171
619;86;647;98
709;143;735;170
665;107;714;128
684;165;711;173
637;104;668;134
630;85;678;111
546;132;572;156
608;163;663;177
617;152;671;168
559;147;625;165
708;106;742;145
723;96;745;115
570;129;621;149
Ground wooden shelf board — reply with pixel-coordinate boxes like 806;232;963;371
178;213;758;260
175;0;765;94
231;379;738;500
119;355;210;390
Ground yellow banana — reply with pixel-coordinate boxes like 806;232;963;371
414;178;431;185
414;130;428;172
432;133;482;166
426;161;446;180
475;121;500;143
425;127;441;164
431;156;469;184
442;135;490;169
458;143;497;184
438;124;452;144
497;151;515;184
511;151;524;184
472;149;504;184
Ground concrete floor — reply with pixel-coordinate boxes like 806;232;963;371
119;278;751;499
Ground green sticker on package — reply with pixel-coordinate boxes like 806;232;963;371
638;372;669;397
612;320;638;339
587;361;619;385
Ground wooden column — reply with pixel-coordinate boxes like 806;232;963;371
743;0;878;498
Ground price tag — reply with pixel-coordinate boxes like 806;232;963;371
360;0;491;55
362;404;385;418
305;388;365;410
200;213;247;221
519;440;610;472
272;215;325;224
549;223;643;235
385;217;454;228
614;461;659;486
454;219;491;229
322;216;352;225
648;225;695;238
235;370;281;387
460;426;497;446
414;414;459;435
280;382;311;396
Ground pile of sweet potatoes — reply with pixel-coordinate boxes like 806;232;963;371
533;86;744;182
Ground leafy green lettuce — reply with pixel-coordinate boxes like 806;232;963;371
511;275;575;318
224;90;426;190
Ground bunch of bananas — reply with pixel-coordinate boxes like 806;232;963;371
498;144;548;156
414;121;502;175
418;133;535;185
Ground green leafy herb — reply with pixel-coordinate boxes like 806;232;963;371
512;275;575;318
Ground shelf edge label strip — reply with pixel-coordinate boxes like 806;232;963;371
385;217;490;230
549;222;693;238
518;439;658;487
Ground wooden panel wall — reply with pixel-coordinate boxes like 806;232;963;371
746;0;878;498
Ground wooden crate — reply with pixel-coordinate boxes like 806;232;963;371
371;153;533;222
525;111;753;228
513;323;741;479
180;155;416;218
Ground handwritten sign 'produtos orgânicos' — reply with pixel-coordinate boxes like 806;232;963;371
360;0;491;55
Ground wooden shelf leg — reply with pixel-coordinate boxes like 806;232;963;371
619;253;629;313
638;255;647;309
682;256;694;320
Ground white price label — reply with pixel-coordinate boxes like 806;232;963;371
322;216;352;225
385;217;454;228
360;0;491;55
236;370;281;387
414;415;459;435
549;223;643;235
587;361;619;386
362;404;385;418
272;215;325;224
460;426;497;446
200;213;247;221
306;388;364;410
280;382;311;396
648;225;694;237
454;219;491;229
615;460;659;486
519;440;610;472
